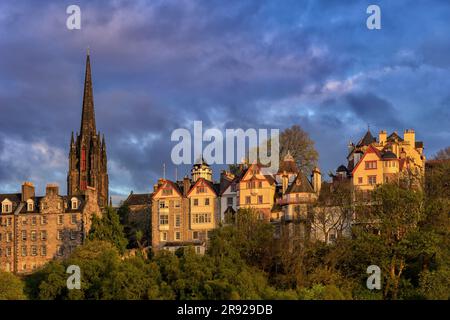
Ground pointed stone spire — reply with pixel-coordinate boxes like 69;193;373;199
80;50;96;136
70;131;74;145
102;134;106;149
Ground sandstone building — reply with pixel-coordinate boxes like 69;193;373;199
0;183;100;273
0;53;106;273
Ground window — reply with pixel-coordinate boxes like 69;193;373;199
197;186;206;193
58;215;64;225
230;184;236;192
196;246;201;254
57;230;64;240
159;200;166;209
193;213;211;224
71;214;77;224
40;230;47;241
245;196;251;204
57;245;64;256
258;181;262;188
159;214;169;225
27;200;34;212
22;264;27;271
174;200;180;208
31;245;37;256
258;195;263;204
31;231;37;241
71;198;78;210
175;215;181;227
22;217;28;225
41;245;47;256
227;197;233;206
41;216;47;225
192;231;199;240
358;177;363;184
160;232;167;241
31;216;37;225
207;230;213;239
2;201;12;213
365;161;377;170
175;231;181;241
6;232;12;243
6;247;12;257
204;198;210;206
193;199;199;206
162;188;173;196
70;230;76;240
21;246;27;257
329;231;337;243
7;217;12;226
21;230;27;241
368;175;377;185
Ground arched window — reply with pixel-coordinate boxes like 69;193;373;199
27;199;34;212
71;197;78;210
1;199;12;213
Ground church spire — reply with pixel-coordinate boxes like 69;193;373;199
80;50;96;136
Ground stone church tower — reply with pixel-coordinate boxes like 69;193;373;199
67;52;108;207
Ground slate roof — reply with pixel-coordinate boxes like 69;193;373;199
357;130;376;147
381;151;397;159
124;193;152;206
285;172;315;194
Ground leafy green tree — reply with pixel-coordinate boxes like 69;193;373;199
0;271;26;300
88;206;128;254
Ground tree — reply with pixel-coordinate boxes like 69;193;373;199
280;125;319;173
88;206;128;254
0;271;26;300
433;146;450;160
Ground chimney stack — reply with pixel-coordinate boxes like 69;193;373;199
311;167;321;194
45;183;59;196
183;176;191;197
21;182;35;201
379;130;387;145
404;129;415;146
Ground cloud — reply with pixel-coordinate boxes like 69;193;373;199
0;0;449;203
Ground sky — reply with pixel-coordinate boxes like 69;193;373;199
0;0;449;204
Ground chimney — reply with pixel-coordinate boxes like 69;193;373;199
282;174;289;195
183;176;191;197
404;129;415;146
45;183;59;196
379;130;387;145
22;182;35;201
347;141;354;154
311;167;321;194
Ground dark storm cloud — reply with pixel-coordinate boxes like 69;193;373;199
0;0;450;201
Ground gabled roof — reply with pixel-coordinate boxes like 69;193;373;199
124;193;152;206
381;151;397;160
387;132;403;142
357;130;376;147
187;178;218;196
286;172;315;194
351;145;382;174
277;151;299;174
152;180;183;198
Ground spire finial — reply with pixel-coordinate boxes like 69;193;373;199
87;46;90;56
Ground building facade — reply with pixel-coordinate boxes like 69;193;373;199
333;129;426;192
0;183;100;273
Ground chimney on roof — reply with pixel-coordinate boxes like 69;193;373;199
21;182;35;202
404;129;415;147
183;176;191;197
45;184;59;196
311;167;322;194
379;130;387;145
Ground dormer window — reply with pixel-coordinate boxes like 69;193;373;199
71;197;78;210
27;199;34;212
1;199;12;214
